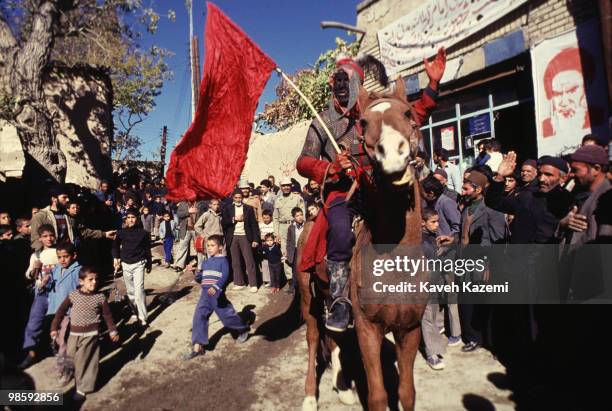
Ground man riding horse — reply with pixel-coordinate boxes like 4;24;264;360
296;49;447;332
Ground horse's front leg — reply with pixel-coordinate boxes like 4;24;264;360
355;312;387;411
393;325;422;411
299;272;319;411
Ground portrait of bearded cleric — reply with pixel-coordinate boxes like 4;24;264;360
541;47;600;138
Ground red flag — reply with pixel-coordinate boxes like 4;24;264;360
166;2;275;201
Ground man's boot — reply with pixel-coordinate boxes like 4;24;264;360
325;260;352;332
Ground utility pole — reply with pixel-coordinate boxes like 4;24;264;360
187;0;201;121
160;126;168;177
191;35;201;111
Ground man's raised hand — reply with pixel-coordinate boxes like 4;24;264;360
496;151;517;179
424;47;446;89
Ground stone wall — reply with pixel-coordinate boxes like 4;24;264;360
242;121;310;187
356;0;598;91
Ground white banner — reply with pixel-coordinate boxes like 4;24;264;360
532;21;610;156
377;0;527;76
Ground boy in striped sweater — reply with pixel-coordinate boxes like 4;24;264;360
183;235;249;360
51;267;118;401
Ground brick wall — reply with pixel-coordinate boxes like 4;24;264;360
357;0;598;91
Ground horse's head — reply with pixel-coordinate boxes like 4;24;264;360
358;79;421;187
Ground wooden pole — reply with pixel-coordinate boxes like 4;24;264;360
275;67;342;155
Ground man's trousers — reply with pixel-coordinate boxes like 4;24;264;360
121;260;147;322
229;235;257;287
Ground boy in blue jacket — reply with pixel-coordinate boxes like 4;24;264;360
183;235;249;360
46;242;81;381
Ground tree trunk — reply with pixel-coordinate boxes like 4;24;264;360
2;1;67;182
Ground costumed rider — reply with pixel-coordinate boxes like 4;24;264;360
296;49;447;332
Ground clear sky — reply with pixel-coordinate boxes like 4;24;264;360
133;0;359;159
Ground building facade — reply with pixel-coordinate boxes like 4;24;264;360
356;0;610;170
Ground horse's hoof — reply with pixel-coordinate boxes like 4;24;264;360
302;396;317;411
337;388;357;405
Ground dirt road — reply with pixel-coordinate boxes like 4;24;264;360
24;260;516;411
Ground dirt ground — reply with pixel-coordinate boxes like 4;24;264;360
23;247;516;411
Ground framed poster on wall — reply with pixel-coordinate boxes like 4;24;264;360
441;126;455;151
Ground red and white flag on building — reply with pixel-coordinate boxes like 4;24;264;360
166;2;276;201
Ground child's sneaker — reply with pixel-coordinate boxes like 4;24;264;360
448;336;462;347
232;285;246;291
426;355;445;370
249;286;258;293
18;353;37;369
72;391;86;402
263;282;270;288
181;350;204;361
236;330;249;344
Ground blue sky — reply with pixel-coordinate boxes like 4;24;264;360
134;0;359;159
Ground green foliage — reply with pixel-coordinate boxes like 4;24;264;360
261;38;359;131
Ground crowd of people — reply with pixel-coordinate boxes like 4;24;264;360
1;129;610;402
0;172;322;400
416;136;610;386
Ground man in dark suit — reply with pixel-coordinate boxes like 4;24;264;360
222;189;261;292
285;207;305;294
459;171;507;352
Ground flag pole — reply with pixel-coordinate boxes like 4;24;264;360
275;67;342;155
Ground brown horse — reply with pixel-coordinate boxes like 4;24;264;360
297;79;428;411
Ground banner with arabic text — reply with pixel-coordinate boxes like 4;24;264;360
377;0;527;76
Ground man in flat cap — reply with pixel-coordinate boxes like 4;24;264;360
486;151;573;244
560;145;610;245
458;170;507;352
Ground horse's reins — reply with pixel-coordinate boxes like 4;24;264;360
319;95;425;208
358;97;424;185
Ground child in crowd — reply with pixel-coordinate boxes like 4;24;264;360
0;210;11;226
285;207;305;294
51;267;119;401
183;235;249;360
0;224;12;240
14;218;31;240
159;210;177;268
259;233;283;293
46;243;82;382
258;210;275;287
120;197;138;222
306;204;320;220
112;209;152;326
151;195;167;239
194;199;223;266
20;224;58;368
420;208;447;370
141;206;155;237
66;201;81;248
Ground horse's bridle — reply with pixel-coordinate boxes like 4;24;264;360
357;97;423;177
